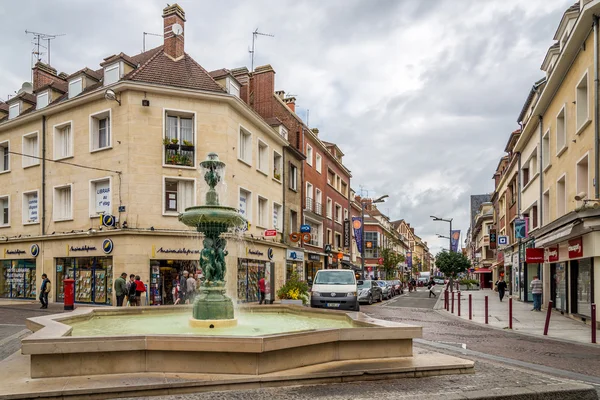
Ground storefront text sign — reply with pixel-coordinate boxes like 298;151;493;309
156;247;200;255
286;249;305;261
568;237;583;259
4;249;26;257
308;253;320;262
547;246;559;262
70;245;97;252
525;248;544;263
95;181;111;215
247;248;264;257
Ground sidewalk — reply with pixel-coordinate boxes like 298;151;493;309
437;287;599;346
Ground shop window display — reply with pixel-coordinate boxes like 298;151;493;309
0;260;36;299
56;257;113;305
149;260;199;305
237;259;267;303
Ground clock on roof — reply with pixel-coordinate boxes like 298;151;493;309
172;23;183;36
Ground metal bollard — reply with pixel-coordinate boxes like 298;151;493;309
451;291;455;314
469;294;472;320
592;304;597;344
543;301;553;336
458;291;461;316
509;297;513;329
485;295;488;324
445;290;449;310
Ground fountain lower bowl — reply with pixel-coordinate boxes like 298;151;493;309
189;317;238;328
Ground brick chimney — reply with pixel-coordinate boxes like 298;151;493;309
252;64;276;114
163;4;186;60
32;62;65;92
283;96;296;112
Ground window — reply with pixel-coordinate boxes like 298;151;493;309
315;189;322;215
576;72;589;132
0;195;9;227
0;142;9;172
164;112;194;167
22;191;39;224
326;198;333;219
306;144;313;166
542;129;550;170
239;127;252;164
341;181;348;197
290;210;298;234
279;126;288;140
365;232;379;258
327;229;332;245
335;232;342;249
522;163;530;188
273;202;282;231
531;205;538;229
289;164;298;190
90;178;111;216
8;103;19;120
306;182;314;211
104;64;120;86
556;106;566;155
36;92;49;110
239;188;252;223
53;185;72;221
335;203;342;223
90;110;111;151
227;78;240;97
273;151;282;181
327;170;335;186
257;196;268;228
557;175;566;217
22;132;39;168
344;208;348;220
543;190;550;225
68;78;82;98
257;140;268;173
315;153;322;173
576;154;589;202
164;178;194;214
54;122;72;160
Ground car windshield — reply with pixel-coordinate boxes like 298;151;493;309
358;280;372;289
314;270;355;285
376;281;386;287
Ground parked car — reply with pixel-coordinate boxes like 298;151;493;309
357;280;383;305
434;278;445;285
310;269;360;311
376;281;392;300
385;280;402;296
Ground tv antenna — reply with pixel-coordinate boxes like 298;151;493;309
249;28;274;72
25;30;65;67
143;32;162;52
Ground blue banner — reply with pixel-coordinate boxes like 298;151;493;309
406;251;412;268
450;230;461;252
515;218;527;239
352;217;363;254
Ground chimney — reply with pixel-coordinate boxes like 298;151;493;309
32;62;65;91
275;90;285;99
163;4;186;60
252;64;275;111
283;97;296;112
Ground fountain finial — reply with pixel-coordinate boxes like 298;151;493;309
200;152;226;206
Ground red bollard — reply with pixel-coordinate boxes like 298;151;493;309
445;290;449;310
509;297;513;329
63;278;75;311
451;291;455;314
543;301;553;336
591;304;597;344
485;295;489;324
458;291;461;316
469;294;472;320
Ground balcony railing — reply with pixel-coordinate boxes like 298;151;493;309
314;202;322;215
305;197;313;212
165;143;194;167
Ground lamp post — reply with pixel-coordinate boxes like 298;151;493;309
437;234;450;251
361;195;388;278
431;216;453;252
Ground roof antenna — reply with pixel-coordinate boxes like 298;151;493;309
249;28;274;72
25;30;65;67
143;32;162;52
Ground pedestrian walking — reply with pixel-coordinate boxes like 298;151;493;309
497;278;507;302
114;272;128;307
427;277;436;298
127;274;137;306
258;276;266;304
134;275;146;306
39;273;51;309
530;276;543;311
172;275;182;305
186;272;196;304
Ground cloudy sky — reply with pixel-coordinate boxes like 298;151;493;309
0;0;569;254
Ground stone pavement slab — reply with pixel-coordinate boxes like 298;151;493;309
437;288;599;346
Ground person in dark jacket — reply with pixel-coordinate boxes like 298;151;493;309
114;272;128;306
128;274;137;306
39;273;51;309
497;278;508;302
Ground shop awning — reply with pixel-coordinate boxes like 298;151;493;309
534;222;576;247
473;268;492;274
491;261;504;269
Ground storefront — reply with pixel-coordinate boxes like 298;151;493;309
56;256;113;305
285;249;304;280
305;252;323;284
237;246;276;303
0;244;39;300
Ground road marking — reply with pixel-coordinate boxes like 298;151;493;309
0;329;29;348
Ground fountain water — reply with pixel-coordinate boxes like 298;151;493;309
178;153;246;327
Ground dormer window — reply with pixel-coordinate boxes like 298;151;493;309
279;125;288;140
8;103;19;120
68;78;83;99
227;78;240;98
104;63;120;86
36;91;49;110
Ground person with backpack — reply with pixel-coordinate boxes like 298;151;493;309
127;274;137;306
39;273;51;309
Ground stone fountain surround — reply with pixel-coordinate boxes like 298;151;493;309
21;305;473;382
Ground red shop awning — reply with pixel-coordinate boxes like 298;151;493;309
473;268;492;274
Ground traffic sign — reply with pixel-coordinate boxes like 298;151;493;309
264;229;277;237
300;224;311;233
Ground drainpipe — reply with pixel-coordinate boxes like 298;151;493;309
42;115;46;236
282;148;286;245
594;15;599;199
538;115;543;227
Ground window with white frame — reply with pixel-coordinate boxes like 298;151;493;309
90;110;111;151
576;154;589;201
576;72;589;131
327;170;335;186
227;78;240;97
257;140;268;173
326;198;333;219
53;185;72;221
306;182;314;211
0;141;9;172
68;78;82;98
8;103;19;120
273;202;282;231
556;107;566;154
557;175;566;217
164;178;194;214
279;125;288;140
326;229;332;245
257;196;268;227
165;111;194;167
22;132;39;168
289;163;298;191
306;144;313;166
90;178;111;216
54;122;72;160
273;151;282;181
315;189;322;209
344;208;348;220
239;188;252;223
334;203;342;223
0;195;9;226
543;190;550;225
334;232;342;249
104;64;120;86
239;127;252;164
542;129;550;170
36;91;49;110
22;191;39;224
315;153;322;173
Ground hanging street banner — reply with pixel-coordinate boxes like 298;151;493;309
343;219;351;247
352;217;363;253
515;218;528;239
406;251;412;268
450;230;461;252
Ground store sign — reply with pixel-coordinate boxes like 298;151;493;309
102;239;114;254
525;248;544;263
156;247;200;255
247;248;264;257
30;244;40;257
497;251;504;263
264;229;277;237
286;250;305;261
498;235;508;246
70;245;97;252
5;249;26;256
489;229;497;249
27;194;38;223
568;237;583;259
267;248;274;260
343;220;350;247
95;181;111;215
300;224;311;233
547;245;559;262
308;253;320;262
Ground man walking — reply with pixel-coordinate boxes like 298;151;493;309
427;277;436;298
497;278;507;302
114;272;128;307
39;273;51;309
530;275;543;311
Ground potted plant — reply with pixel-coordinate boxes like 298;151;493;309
167;154;178;165
163;138;171;146
171;138;179;145
277;272;309;305
182;140;193;147
274;170;281;181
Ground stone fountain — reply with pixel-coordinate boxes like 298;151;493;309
178;152;246;328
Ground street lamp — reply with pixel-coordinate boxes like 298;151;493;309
361;195;388;278
431;215;453;253
437;234;450;251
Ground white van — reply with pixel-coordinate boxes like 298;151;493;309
310;269;359;311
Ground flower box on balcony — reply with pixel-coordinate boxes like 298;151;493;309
180;145;195;152
165;143;179;151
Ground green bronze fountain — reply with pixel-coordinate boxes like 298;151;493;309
178;153;246;328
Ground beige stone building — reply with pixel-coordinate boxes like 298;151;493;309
0;4;290;305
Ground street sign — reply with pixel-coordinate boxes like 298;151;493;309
498;235;508;246
324;244;332;253
264;229;277;237
469;268;475;273
300;224;311;233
